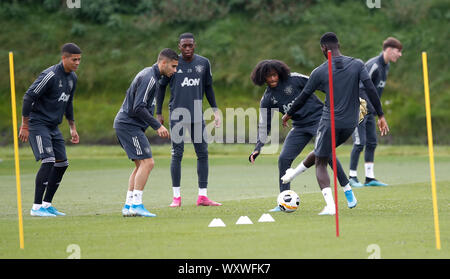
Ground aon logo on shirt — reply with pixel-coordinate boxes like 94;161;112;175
282;100;295;114
181;77;200;87
58;92;70;102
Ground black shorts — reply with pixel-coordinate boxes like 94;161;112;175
29;124;67;162
115;126;152;160
314;120;354;158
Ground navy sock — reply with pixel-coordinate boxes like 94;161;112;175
34;162;54;204
328;157;349;187
171;155;182;187
350;144;364;171
196;155;208;189
43;162;68;203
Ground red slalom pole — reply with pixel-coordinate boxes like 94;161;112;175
327;50;339;237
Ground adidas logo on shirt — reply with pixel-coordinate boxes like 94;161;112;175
177;69;183;73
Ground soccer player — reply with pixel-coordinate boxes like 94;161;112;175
19;43;82;217
114;48;177;217
156;33;221;207
248;59;356;212
349;37;403;187
282;32;389;215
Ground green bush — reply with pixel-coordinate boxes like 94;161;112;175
0;0;448;145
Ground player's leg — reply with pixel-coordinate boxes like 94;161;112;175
28;125;56;217
42;127;68;216
281;150;315;184
115;130;137;216
278;127;313;192
133;158;153;191
327;157;349;188
313;124;356;214
282;150;349;189
130;157;156;217
116;127;156;217
348;118;367;187
272;127;312;212
312;122;336;215
131;134;155;217
192;121;221;206
364;114;387;186
315;155;336;215
123;160;139;216
335;128;358;208
169;120;185;207
32;160;55;217
280;124;318;184
281;122;349;190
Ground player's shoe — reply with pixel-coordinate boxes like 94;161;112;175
30;207;56;217
364;179;388;186
45;206;66;216
169;197;181;207
269;205;282;212
122;204;135;217
129;204;156;217
349;177;363;188
344;190;357;209
196;196;222;206
318;206;336;216
281;168;296;184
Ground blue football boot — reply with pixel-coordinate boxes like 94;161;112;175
129;204;156;217
122;204;135;217
45;206;66;216
344;189;357;209
269;205;282;212
365;179;388;186
30;207;56;217
349;177;363;188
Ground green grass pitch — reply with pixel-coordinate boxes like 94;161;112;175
0;144;448;259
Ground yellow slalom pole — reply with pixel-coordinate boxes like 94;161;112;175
9;51;25;249
422;52;441;250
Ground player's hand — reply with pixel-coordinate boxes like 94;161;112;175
19;125;29;143
249;150;260;164
157;114;164;125
282;114;291;128
214;110;221;128
377;115;389;136
70;128;79;144
157;125;170;139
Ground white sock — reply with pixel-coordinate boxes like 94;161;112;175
32;204;41;210
321;187;335;208
342;184;352;192
199;188;207;196
125;190;134;205
365;163;375;179
173;187;181;198
133;190;143;205
349;169;358;177
42;201;51;208
293;162;308;176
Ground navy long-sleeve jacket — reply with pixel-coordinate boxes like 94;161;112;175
22;62;77;126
